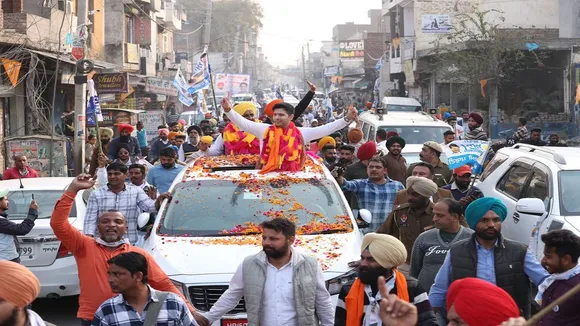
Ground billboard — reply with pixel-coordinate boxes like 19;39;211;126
213;73;251;95
339;40;364;59
421;14;452;34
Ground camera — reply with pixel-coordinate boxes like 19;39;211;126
332;158;350;177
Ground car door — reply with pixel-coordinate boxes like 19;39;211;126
495;160;534;243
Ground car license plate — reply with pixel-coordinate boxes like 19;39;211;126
19;245;34;259
221;319;247;326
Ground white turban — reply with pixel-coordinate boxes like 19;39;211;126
362;233;407;269
406;176;438;197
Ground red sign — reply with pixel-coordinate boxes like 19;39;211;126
71;47;84;61
221;319;247;326
134;17;152;46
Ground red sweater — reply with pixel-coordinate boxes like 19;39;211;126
50;191;194;319
2;167;38;180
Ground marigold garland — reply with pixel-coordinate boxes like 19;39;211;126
223;122;261;155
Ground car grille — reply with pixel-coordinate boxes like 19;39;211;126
188;286;246;313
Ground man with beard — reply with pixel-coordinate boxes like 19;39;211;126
84;163;159;245
178;125;202;161
89;127;114;176
146;147;184;194
338;144;355;166
534;229;580;325
334;233;437;326
441;165;483;212
208;102;261;156
149;128;171;163
460;112;488;140
128;164;158;197
320;145;338;169
521;128;548;146
394;163;454;206
407;142;451;187
0;260;46;326
429;197;549;319
376;176;439;274
107;124;141;160
200;218;334;326
52;174;202;325
380;136;407;184
547;133;567;147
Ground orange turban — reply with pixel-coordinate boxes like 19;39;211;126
447;278;520;326
348;128;364;144
264;99;283;118
168;132;179;140
0;260;40;307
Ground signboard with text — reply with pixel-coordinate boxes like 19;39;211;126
134;17;152;46
93;73;129;94
213;73;251;95
339;40;364;59
145;77;178;96
421;14;452;34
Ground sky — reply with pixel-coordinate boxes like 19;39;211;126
256;0;379;68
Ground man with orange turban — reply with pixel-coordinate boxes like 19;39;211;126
0;260;46;325
107;123;141;160
446;278;520;326
263;80;317;125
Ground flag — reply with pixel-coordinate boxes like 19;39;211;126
442;140;490;170
187;48;211;94
173;68;194;107
375;55;383;73
480;79;488;97
86;80;103;127
1;58;21;88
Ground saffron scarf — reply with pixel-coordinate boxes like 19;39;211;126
223;122;260;155
344;270;409;326
259;122;304;174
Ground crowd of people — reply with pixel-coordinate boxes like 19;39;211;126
0;80;579;326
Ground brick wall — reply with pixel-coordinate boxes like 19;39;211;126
3;13;27;32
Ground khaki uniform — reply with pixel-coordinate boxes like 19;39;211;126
392;188;453;206
381;153;407;184
406;160;452;187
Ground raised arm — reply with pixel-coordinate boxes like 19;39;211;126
299;105;356;143
293;81;316;121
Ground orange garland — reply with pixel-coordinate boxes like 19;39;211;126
223;122;261;155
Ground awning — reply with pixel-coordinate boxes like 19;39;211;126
28;49;119;70
101;108;146;114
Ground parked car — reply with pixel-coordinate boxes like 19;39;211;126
476;144;580;261
137;154;368;326
0;177;88;298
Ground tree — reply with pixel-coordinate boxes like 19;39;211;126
427;6;546;127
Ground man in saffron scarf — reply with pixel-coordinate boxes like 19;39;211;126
334;233;437;326
222;96;357;173
208;102;260;156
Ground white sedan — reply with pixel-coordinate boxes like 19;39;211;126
0;177;88;298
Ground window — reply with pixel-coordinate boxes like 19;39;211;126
378;126;450;144
496;165;531;200
522;168;550;208
369;126;376;142
480;152;509;182
7;190;77;219
125;15;135;44
559;170;580;215
361;122;371;141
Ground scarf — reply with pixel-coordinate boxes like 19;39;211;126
96;238;129;248
223;122;260;155
535;264;580;305
463;126;488;140
259;122;304;174
345;270;409;326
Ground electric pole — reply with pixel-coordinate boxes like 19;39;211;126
73;0;88;176
301;46;307;90
202;0;212;46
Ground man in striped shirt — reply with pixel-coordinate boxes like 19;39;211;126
334;233;437;326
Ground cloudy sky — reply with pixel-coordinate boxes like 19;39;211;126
256;0;379;68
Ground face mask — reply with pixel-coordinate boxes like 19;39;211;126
119;135;130;143
96;237;128;248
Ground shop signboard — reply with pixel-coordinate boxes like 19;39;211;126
145;77;178;96
93;73;129;94
339;40;364;59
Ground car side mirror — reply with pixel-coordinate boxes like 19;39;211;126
137;212;154;230
516;198;546;216
359;209;372;224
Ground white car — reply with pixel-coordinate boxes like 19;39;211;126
476;144;580;261
0;177;88;298
138;154;367;326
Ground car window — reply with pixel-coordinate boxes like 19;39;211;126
522;168;550;208
7;190;77;219
480;152;509;182
378;126;449;144
560;170;580;215
361;122;371;141
369;126;376;142
159;179;352;237
496;165;531;200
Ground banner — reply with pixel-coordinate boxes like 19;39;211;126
86;80;104;127
442;140;490;170
213;73;251;95
187;47;212;94
421;14;452;34
173;68;194;107
1;58;21;87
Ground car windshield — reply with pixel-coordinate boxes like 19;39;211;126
559;170;580;215
402;153;421;164
379;126;449;144
232;96;253;102
387;105;422;112
159;178;352;237
7;190;77;219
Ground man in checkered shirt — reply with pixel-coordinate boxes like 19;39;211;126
334;157;405;233
91;252;198;326
84;162;161;244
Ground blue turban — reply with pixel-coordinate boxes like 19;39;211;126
443;111;452;120
465;197;507;229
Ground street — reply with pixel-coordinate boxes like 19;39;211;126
33;296;79;325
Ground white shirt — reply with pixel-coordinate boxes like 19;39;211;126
225;109;349;147
208;134;225;156
203;250;335;326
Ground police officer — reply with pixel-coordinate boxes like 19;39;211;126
407;142;452;187
376;177;439;275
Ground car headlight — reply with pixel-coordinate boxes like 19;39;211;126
326;270;357;295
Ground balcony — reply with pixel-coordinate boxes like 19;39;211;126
164;1;181;30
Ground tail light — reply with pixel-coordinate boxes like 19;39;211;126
56;243;72;259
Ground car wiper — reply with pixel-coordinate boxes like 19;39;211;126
306;228;350;235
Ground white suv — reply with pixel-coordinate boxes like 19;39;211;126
477;144;580;261
138;154;365;326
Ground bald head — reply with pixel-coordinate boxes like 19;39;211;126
13;155;27;170
97;210;127;243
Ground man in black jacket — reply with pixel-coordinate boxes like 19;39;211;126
263;80;316;125
0;189;38;263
